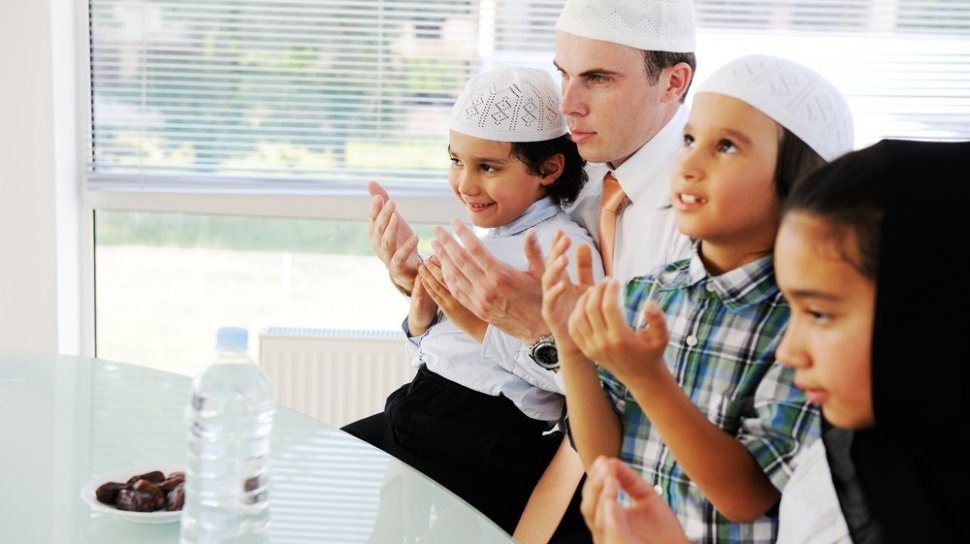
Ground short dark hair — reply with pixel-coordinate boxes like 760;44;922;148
642;50;696;104
774;127;827;202
510;134;587;206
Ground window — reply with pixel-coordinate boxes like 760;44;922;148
87;0;484;190
83;0;970;371
690;0;970;143
94;211;443;374
85;0;970;192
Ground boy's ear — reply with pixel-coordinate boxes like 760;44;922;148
539;153;565;186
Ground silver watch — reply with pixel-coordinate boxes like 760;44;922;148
528;335;559;370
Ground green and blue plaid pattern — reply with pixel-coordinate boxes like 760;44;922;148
599;249;820;544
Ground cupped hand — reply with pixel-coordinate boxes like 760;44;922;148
432;221;547;344
407;273;438;337
367;181;420;294
581;456;689;544
568;280;669;384
419;257;487;342
541;230;595;341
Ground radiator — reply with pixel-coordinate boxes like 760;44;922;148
258;327;415;428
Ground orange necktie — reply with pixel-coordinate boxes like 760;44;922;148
599;172;628;277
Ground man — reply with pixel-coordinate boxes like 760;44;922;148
431;0;695;384
367;1;697;540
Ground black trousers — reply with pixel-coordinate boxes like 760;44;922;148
342;366;590;541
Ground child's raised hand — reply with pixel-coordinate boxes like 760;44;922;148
419;257;488;342
568;279;669;384
407;272;438;337
541;231;594;342
367;181;421;294
581;456;688;544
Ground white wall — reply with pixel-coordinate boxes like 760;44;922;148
0;0;82;354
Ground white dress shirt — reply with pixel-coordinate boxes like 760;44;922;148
777;439;852;544
483;106;692;395
407;197;603;422
568;104;693;286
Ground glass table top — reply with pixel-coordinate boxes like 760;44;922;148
0;350;512;543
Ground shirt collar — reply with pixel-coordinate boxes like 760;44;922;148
677;242;779;309
488;197;559;237
609;105;689;206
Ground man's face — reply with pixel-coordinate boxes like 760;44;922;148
554;31;672;168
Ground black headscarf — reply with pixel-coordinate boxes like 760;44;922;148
788;139;970;542
812;139;970;542
855;139;970;542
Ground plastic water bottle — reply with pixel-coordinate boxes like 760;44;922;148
181;327;275;544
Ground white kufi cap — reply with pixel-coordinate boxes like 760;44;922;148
556;0;696;53
450;66;568;143
697;55;854;161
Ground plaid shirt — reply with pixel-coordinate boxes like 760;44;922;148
599;248;820;543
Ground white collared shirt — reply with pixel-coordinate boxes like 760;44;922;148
408;197;603;421
777;439;852;544
568;105;693;286
482;106;692;395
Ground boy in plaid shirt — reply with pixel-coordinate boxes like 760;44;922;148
541;55;854;542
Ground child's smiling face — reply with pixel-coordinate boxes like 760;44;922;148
775;212;876;430
447;131;552;228
672;93;782;268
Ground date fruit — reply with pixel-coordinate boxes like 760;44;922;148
94;469;185;513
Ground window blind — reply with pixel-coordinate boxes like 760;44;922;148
85;0;970;192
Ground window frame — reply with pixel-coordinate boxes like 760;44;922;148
77;0;970;359
78;0;465;223
76;2;464;360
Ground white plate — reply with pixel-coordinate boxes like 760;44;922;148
80;465;184;525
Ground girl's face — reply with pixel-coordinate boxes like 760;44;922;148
775;212;876;429
448;131;553;228
672;93;781;265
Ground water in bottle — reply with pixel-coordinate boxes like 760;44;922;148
181;327;275;544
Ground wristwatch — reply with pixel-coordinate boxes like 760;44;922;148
529;335;559;371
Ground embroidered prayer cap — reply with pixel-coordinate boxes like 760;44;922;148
449;66;568;143
696;54;854;161
556;0;696;53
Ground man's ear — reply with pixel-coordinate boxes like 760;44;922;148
539;153;565;186
663;62;693;104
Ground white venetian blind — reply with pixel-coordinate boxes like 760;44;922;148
690;0;970;145
86;0;576;192
85;0;970;193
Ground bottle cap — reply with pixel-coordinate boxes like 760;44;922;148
216;327;248;351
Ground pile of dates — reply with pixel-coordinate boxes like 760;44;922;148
96;470;185;512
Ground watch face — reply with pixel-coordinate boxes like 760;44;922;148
533;344;559;370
